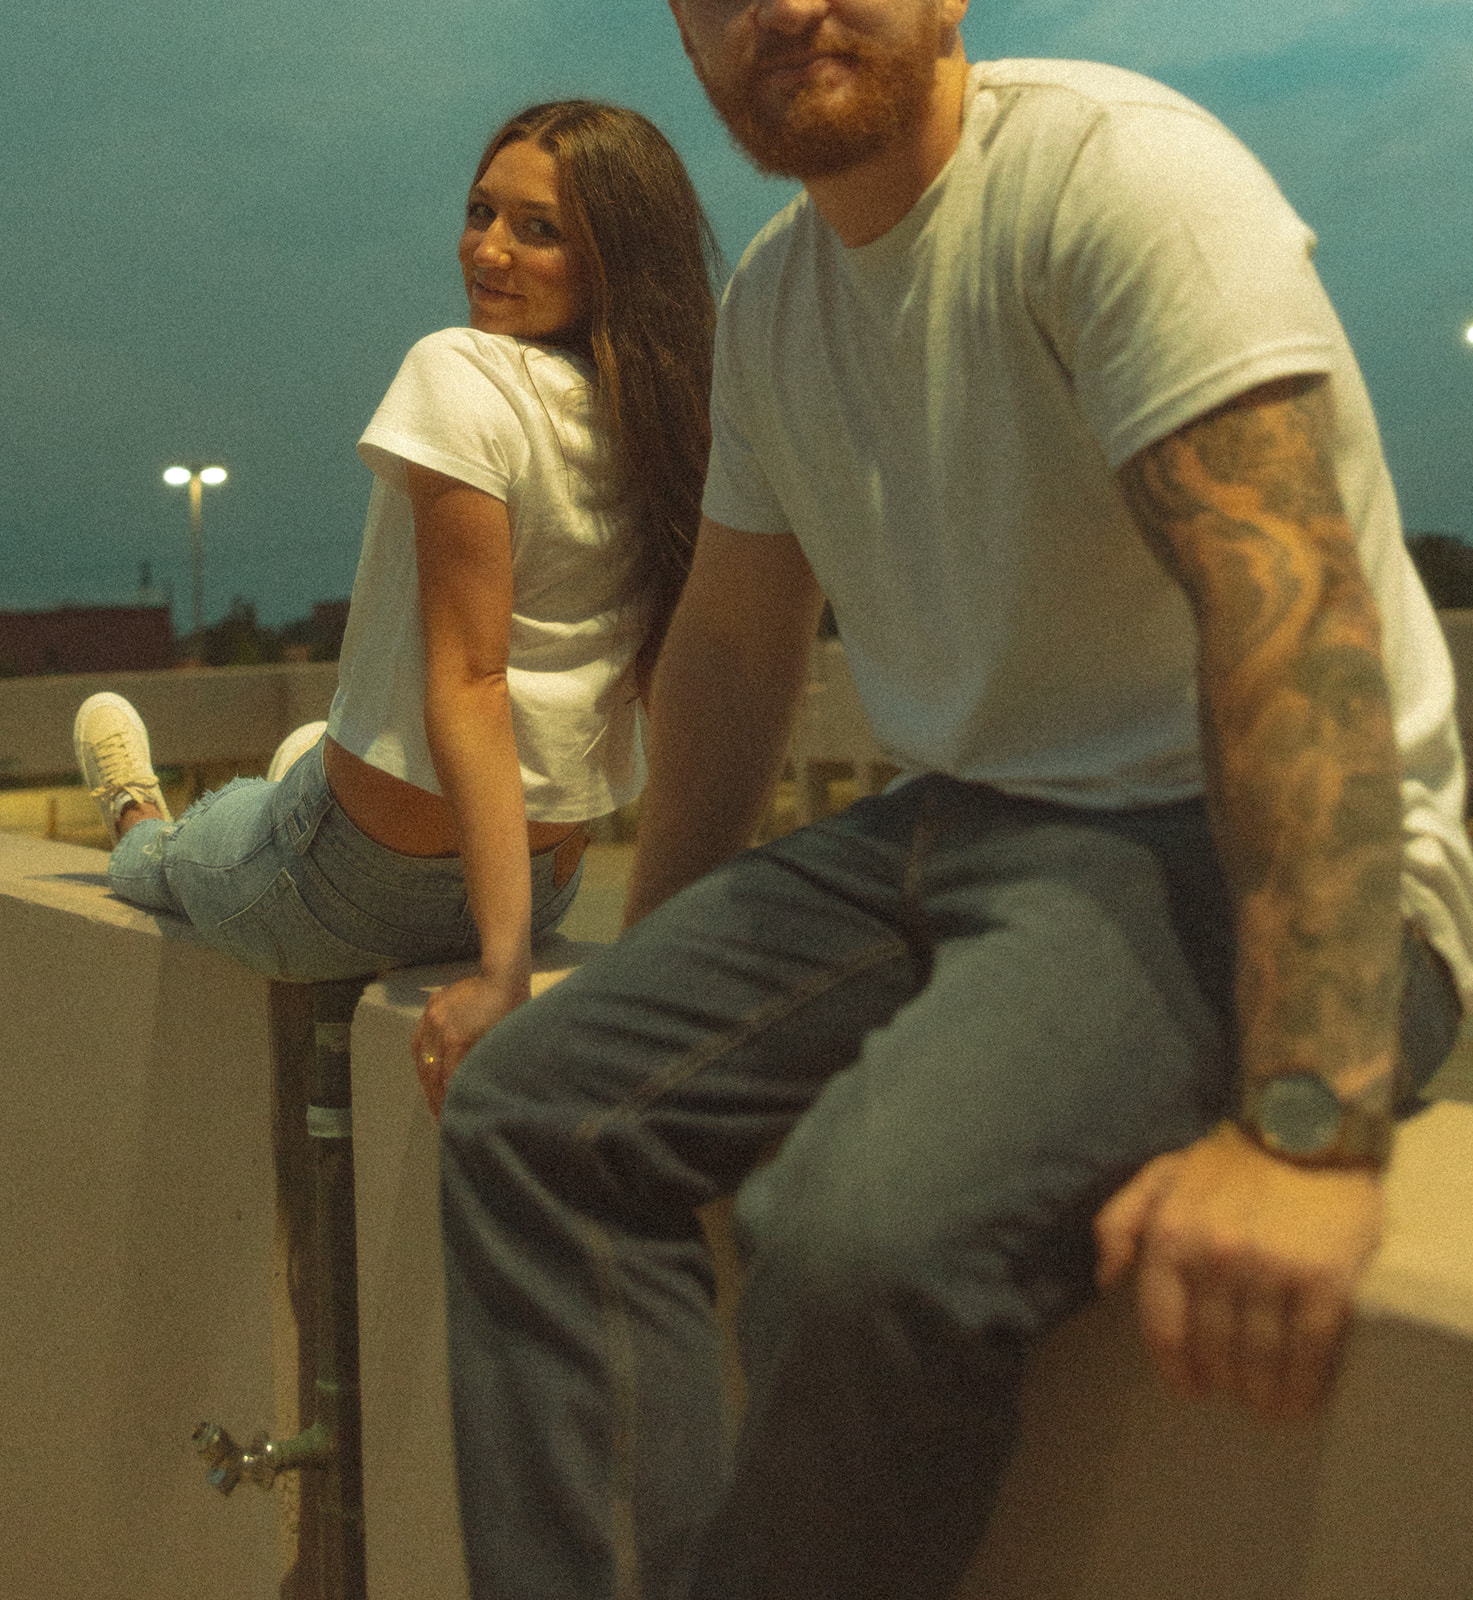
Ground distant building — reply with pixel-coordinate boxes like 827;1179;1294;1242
279;599;350;663
0;604;174;677
311;599;350;659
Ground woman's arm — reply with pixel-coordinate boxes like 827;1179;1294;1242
405;460;531;1116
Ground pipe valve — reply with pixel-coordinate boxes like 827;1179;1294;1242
193;1419;333;1496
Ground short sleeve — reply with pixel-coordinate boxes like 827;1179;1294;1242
700;283;793;535
1032;105;1341;468
357;328;529;499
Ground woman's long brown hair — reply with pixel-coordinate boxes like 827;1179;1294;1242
476;101;721;650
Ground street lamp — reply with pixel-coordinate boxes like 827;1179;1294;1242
163;463;228;656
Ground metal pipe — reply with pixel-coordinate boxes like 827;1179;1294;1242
307;976;369;1600
187;473;204;650
193;975;368;1600
193;1417;333;1495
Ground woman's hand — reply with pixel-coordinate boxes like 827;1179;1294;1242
411;970;530;1119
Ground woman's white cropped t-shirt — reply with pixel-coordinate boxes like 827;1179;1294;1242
327;328;645;822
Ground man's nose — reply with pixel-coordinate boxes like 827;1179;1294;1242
753;0;829;30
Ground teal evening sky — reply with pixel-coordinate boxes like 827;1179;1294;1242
3;0;1469;622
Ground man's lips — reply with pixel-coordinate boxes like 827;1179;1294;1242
754;51;854;92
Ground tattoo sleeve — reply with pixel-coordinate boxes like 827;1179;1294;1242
1118;378;1403;1118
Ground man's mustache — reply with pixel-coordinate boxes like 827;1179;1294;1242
748;26;867;77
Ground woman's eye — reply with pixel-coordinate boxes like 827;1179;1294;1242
466;201;493;225
524;217;562;242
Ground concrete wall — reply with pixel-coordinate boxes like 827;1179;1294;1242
0;833;623;1600
8;608;1470;795
7;836;1473;1600
0;660;338;782
7;612;1473;1597
350;965;483;1600
7;606;1471;800
347;950;1473;1600
0;833;292;1598
961;1102;1473;1599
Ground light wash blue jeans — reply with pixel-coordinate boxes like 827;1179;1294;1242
107;740;581;983
440;773;1459;1600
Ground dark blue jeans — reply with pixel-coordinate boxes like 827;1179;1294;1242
440;775;1457;1600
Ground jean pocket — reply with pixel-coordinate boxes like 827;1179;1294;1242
212;867;388;983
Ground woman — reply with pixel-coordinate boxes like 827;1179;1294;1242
72;101;719;1113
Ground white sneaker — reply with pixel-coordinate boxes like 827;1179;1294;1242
73;692;173;846
266;720;328;783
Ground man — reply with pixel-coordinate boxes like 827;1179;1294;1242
439;4;1473;1596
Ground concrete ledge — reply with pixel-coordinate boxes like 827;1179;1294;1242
8;831;1472;1598
966;1303;1473;1599
351;948;606;1600
0;833;290;1598
349;944;1473;1600
962;1100;1473;1599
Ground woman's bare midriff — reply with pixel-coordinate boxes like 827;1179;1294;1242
322;736;583;858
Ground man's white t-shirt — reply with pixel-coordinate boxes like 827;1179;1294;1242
328;328;644;824
702;58;1473;999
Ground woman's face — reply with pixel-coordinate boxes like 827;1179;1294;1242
458;139;585;343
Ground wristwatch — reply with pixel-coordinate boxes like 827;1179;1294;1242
1237;1073;1392;1169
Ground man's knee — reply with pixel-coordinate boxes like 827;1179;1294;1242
740;1159;973;1317
735;1135;1101;1347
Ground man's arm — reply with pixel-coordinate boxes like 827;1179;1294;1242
1095;374;1403;1420
624;517;826;928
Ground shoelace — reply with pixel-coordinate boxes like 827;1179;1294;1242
87;729;155;810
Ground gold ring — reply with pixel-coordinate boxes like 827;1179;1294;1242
421;1052;438;1068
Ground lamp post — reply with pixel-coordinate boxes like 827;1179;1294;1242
163;463;227;658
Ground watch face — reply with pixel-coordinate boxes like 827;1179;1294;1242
1259;1074;1343;1156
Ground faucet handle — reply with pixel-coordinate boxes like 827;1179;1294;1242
192;1420;245;1496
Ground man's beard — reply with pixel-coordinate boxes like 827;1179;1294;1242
695;14;944;181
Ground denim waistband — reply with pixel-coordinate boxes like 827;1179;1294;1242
276;741;470;892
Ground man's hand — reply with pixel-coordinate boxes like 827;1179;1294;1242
1094;1122;1384;1422
411;970;529;1119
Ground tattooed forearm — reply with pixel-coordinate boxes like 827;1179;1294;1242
1120;378;1403;1115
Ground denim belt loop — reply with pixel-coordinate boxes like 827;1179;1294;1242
281;748;336;856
